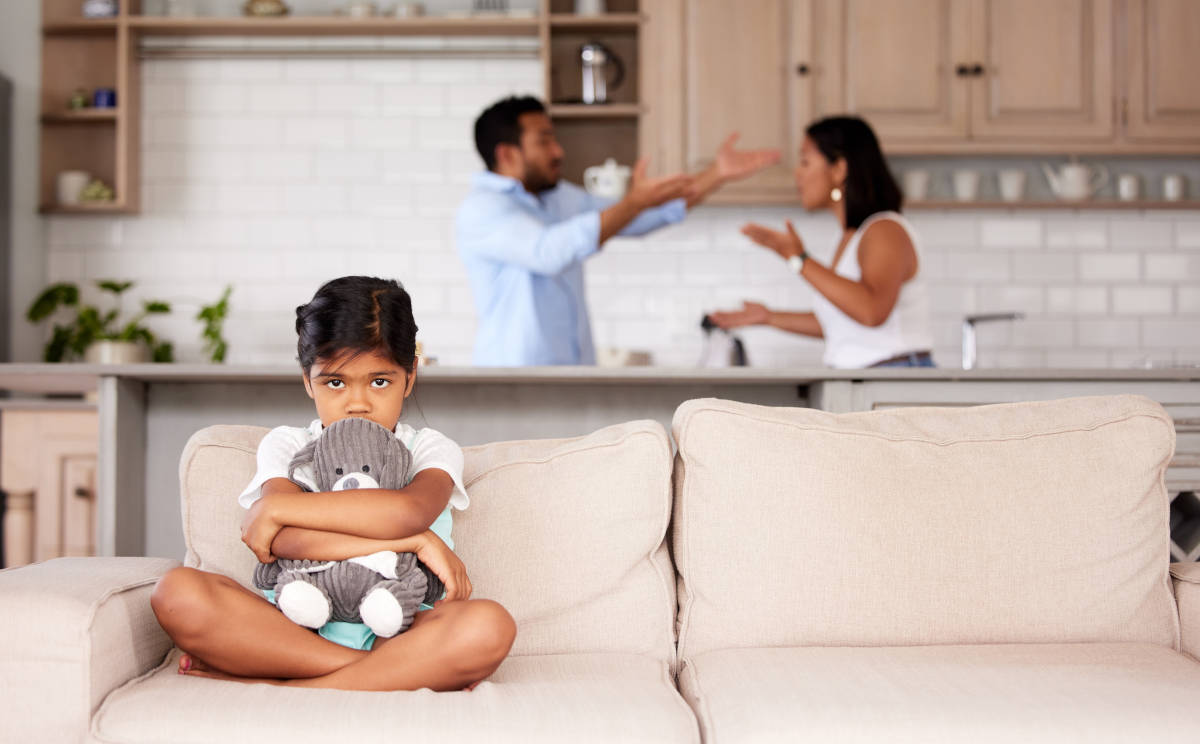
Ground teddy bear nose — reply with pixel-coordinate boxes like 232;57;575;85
342;476;360;489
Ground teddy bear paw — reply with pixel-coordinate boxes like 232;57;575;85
359;586;406;638
277;580;332;629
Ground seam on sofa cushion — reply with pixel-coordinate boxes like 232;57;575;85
677;405;1173;450
678;657;711;744
659;658;702;744
462;426;666;487
91;647;181;744
1172;564;1200;584
181;440;260;574
84;573;174;730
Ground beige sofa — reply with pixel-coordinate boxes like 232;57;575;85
3;394;1200;743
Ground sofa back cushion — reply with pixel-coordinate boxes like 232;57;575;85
671;395;1179;659
180;420;677;663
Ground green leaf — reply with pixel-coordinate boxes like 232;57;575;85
143;300;171;314
27;283;79;322
44;325;72;362
152;342;174;363
97;280;133;295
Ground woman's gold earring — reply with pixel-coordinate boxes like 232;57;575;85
831;186;843;202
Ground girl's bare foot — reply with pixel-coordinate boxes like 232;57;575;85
178;653;286;686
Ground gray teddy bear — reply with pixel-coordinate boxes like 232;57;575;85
253;417;444;638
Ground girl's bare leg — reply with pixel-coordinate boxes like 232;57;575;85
286;598;516;691
151;567;364;679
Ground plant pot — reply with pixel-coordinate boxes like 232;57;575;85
83;340;149;365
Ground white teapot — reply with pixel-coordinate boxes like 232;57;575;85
583;158;631;200
1042;161;1108;201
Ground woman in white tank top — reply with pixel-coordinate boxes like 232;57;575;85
709;117;934;369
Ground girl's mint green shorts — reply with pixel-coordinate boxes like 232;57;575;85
263;589;433;651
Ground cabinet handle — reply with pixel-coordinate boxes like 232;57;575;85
796;63;810;76
972;64;985;76
955;64;971;77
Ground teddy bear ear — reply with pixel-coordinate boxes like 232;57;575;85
287;440;318;483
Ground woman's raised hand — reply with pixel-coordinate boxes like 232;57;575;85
715;133;781;182
416;531;473;603
708;301;771;330
741;219;806;260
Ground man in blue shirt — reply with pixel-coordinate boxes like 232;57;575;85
456;96;779;366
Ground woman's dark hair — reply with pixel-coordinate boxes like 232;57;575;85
474;95;546;171
805;116;902;229
296;276;418;376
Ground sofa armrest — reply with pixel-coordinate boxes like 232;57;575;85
1171;562;1200;662
0;556;179;743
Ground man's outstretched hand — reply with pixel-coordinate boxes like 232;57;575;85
714;133;781;183
624;158;694;210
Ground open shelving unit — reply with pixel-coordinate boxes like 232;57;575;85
40;0;647;214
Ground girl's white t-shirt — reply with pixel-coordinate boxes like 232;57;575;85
238;419;469;550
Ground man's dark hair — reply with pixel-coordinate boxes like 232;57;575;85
473;96;546;171
805;116;902;229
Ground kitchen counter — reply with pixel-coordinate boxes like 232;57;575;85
1;363;1196;560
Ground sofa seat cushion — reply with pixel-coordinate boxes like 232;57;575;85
679;644;1200;744
95;650;698;744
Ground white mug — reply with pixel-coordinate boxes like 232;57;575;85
902;170;931;202
583;158;631;200
1163;174;1187;202
1117;173;1141;202
56;170;90;205
997;169;1026;203
575;0;606;14
953;169;980;202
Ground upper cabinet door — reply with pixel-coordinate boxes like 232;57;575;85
818;0;972;145
679;0;816;199
968;0;1114;141
1124;0;1200;142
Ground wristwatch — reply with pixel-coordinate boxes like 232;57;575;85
786;251;808;274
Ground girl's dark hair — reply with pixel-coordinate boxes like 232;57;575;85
296;276;418;376
805;116;902;229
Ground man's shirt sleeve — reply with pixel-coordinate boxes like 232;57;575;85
458;194;600;276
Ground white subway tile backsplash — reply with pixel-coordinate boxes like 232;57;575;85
1112;286;1173;315
980;218;1042;248
1046;287;1107;315
1077;319;1140;347
1044;219;1107;250
284;118;349;148
1145;254;1200;281
36;56;1200;368
1011;253;1075;283
1142;320;1200;349
1110;218;1173;249
1078;253;1140;282
1176;220;1200;250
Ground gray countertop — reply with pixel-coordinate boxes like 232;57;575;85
0;362;1198;395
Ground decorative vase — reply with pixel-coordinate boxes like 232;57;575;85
84;340;149;365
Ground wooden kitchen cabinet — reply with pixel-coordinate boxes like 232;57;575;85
641;0;816;201
819;0;1114;149
1122;0;1200;143
0;407;99;567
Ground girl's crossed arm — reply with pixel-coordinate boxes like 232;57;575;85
242;469;454;562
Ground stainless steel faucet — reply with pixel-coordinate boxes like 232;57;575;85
962;313;1024;370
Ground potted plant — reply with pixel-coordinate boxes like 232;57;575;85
27;280;174;363
197;286;232;363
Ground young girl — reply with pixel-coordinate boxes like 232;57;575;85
152;276;516;691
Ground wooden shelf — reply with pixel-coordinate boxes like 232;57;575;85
125;15;541;36
907;199;1200;210
549;13;642;30
549;103;641;118
41;109;119;124
39;202;130;215
42;19;119;35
